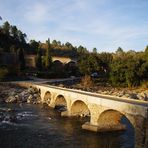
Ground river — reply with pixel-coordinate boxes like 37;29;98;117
0;104;134;148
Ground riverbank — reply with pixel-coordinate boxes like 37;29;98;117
47;80;148;101
0;84;41;104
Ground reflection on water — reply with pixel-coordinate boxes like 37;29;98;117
0;104;134;148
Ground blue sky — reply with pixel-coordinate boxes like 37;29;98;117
0;0;148;52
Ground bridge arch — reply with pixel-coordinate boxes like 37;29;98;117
97;109;135;133
54;94;67;112
66;60;76;65
53;60;63;65
43;91;52;105
70;100;90;118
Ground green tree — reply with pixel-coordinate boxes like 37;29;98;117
18;48;25;70
93;47;97;53
109;58;127;87
116;47;124;57
18;30;26;44
77;45;88;53
52;40;58;46
29;40;39;54
2;21;10;35
78;53;101;75
45;38;52;69
10;25;18;39
36;48;42;71
144;46;148;60
98;52;113;74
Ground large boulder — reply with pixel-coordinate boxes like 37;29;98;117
137;92;148;101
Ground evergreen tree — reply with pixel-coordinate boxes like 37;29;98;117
18;48;25;70
2;21;10;35
10;25;18;39
36;48;42;71
45;38;52;69
93;48;97;53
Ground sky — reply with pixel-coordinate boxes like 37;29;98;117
0;0;148;52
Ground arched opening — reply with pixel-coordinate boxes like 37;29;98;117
98;110;124;130
51;60;65;78
66;61;76;66
43;91;51;105
71;100;90;118
64;61;78;76
98;109;135;147
54;95;67;112
53;60;63;67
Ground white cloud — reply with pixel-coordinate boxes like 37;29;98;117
1;0;147;52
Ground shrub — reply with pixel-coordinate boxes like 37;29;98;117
81;75;94;89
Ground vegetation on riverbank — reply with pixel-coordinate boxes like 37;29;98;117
48;77;148;101
0;21;148;89
0;84;41;104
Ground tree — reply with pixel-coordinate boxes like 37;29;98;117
65;42;73;49
109;58;127;87
77;45;88;53
98;52;113;74
10;25;18;39
57;41;61;46
144;46;148;60
2;21;10;35
29;40;39;54
18;48;25;70
116;47;124;56
45;38;52;69
78;53;101;75
52;40;58;46
18;30;26;44
93;48;97;53
36;48;42;71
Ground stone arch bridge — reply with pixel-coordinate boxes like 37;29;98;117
52;56;77;64
18;82;148;148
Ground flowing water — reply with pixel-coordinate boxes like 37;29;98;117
0;104;134;148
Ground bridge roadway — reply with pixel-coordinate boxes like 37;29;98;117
16;81;148;148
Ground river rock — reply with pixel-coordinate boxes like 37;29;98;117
27;99;31;104
137;92;148;101
33;94;38;98
3;114;17;123
5;96;17;103
9;91;17;96
21;96;27;103
129;93;138;99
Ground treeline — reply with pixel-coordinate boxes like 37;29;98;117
0;21;27;53
78;47;148;87
0;21;27;78
0;21;148;87
28;39;88;58
0;21;88;58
